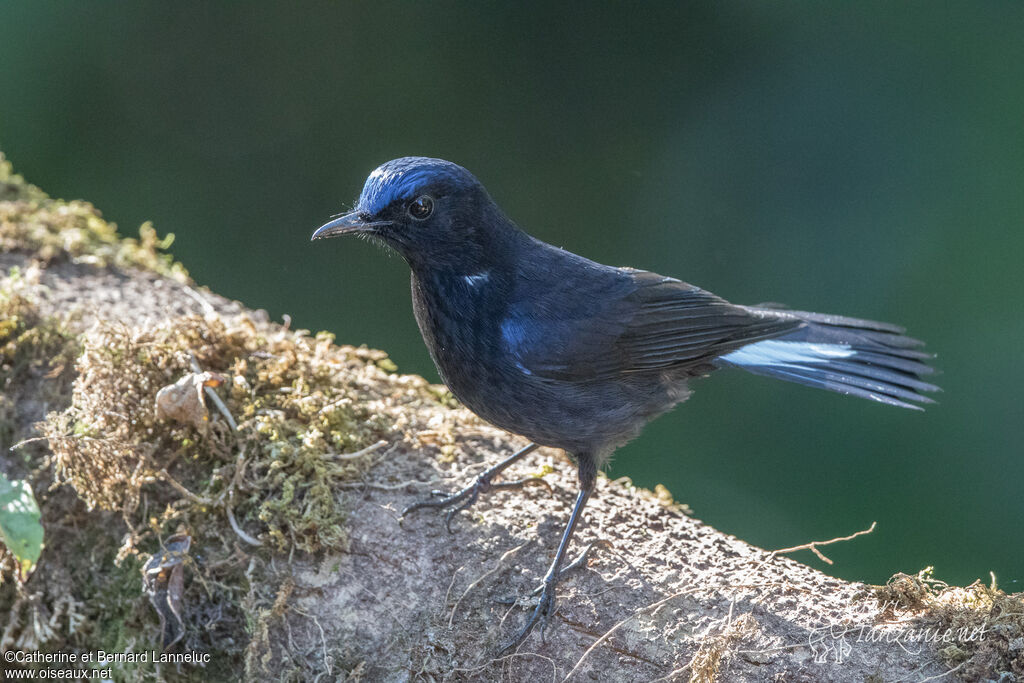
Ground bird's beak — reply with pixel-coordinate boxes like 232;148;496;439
311;212;389;241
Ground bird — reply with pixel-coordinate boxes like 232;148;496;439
311;156;939;651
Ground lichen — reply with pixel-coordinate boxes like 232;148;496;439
0;151;187;281
875;567;1024;679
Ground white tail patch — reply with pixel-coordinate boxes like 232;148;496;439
719;340;855;367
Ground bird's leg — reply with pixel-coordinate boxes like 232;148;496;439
500;456;596;653
495;539;608;605
531;539;607;594
401;442;541;532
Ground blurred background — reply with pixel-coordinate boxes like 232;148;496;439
1;2;1021;587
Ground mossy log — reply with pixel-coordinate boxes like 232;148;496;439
1;153;1020;682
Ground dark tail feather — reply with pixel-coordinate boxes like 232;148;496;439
713;308;940;410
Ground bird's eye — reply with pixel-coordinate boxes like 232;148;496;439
407;195;434;220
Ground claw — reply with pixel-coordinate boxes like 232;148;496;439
554;539;605;580
399;443;543;530
499;540;604;604
454;493;480;514
443;488;480;531
499;582;557;654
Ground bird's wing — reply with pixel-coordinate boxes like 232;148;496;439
506;266;801;382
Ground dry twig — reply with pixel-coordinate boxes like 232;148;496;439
771;521;877;565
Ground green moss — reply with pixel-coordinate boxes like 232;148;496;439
45;314;395;552
0;269;79;384
0;308;407;679
0;153;46;203
875;568;1024;680
0;271;417;676
0;151;187;281
0;268;79;469
75;544;149;674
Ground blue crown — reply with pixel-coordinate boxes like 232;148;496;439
358;157;478;215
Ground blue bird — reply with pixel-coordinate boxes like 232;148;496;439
312;157;939;650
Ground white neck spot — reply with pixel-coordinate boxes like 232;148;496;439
463;271;490;287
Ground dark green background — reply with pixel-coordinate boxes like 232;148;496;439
2;2;1021;587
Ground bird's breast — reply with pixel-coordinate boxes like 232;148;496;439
410;271;508;384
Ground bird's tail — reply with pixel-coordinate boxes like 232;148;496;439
713;307;940;410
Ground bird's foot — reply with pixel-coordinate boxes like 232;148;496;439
495;541;606;652
496;540;604;607
498;577;559;655
400;470;549;532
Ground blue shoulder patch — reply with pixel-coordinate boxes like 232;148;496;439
500;316;534;376
358;157;478;215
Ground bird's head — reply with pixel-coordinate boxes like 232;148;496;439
312;157;512;270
